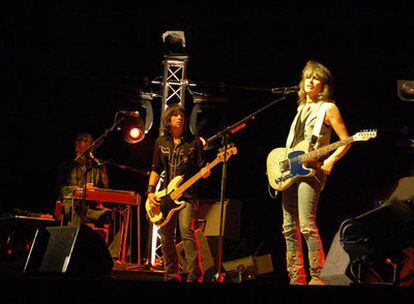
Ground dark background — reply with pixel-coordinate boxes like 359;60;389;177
2;1;414;272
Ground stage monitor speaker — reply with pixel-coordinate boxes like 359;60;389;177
321;177;414;286
320;231;353;286
196;199;241;240
0;213;56;262
341;201;414;265
322;229;404;286
24;225;113;278
386;176;414;204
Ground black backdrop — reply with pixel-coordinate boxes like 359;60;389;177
2;2;414;270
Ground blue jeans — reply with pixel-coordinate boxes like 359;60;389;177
159;201;202;282
282;170;326;252
281;171;327;283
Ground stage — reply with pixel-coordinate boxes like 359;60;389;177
0;266;412;304
2;3;414;303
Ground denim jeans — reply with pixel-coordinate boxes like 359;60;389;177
281;170;327;283
282;170;326;252
159;201;202;282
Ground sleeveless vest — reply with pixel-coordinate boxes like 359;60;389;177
285;101;333;150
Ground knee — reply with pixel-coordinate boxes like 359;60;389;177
282;223;297;238
299;224;319;237
179;225;194;240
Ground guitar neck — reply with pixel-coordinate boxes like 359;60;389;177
170;157;220;200
298;136;354;162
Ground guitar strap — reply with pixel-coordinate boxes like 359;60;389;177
310;102;331;148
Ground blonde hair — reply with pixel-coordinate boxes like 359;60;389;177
297;60;333;105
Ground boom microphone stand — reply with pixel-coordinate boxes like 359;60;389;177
74;113;127;225
206;93;292;282
105;161;150;176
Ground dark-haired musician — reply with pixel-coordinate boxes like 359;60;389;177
146;103;210;282
56;132;111;227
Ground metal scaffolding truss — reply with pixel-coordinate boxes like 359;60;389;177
160;56;189;111
150;55;190;266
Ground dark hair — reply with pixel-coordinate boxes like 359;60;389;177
75;132;93;146
161;103;186;136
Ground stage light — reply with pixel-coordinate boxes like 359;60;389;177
128;127;143;141
397;80;414;102
199;136;207;147
136;91;154;134
189;89;228;150
161;31;187;55
116;111;146;144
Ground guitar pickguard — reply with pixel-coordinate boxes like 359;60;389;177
276;150;311;183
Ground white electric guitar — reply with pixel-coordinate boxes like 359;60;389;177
266;130;377;191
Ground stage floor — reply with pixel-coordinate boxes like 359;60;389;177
0;261;412;304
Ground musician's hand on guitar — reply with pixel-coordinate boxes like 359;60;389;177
201;165;211;179
321;158;335;175
148;192;161;209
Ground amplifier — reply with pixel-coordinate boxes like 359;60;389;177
0;212;57;262
222;254;274;282
196;199;241;240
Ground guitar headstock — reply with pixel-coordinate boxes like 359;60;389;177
353;129;377;142
217;144;238;162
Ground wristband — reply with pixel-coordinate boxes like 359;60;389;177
146;185;156;195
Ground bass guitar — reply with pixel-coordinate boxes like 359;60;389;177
266;130;377;191
145;144;238;227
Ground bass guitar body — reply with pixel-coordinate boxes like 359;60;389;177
145;144;238;227
145;176;186;227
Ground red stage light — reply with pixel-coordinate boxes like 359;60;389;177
117;111;146;144
129;127;143;141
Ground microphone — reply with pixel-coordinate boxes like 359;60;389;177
88;152;103;167
271;85;299;94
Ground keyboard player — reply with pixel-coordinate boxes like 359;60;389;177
55;132;112;227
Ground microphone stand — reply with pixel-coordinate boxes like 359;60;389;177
105;161;150;176
206;94;290;282
74;115;127;225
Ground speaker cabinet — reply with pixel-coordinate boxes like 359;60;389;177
24;225;113;278
222;254;274;282
196;199;241;239
176;229;247;281
175;199;244;280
